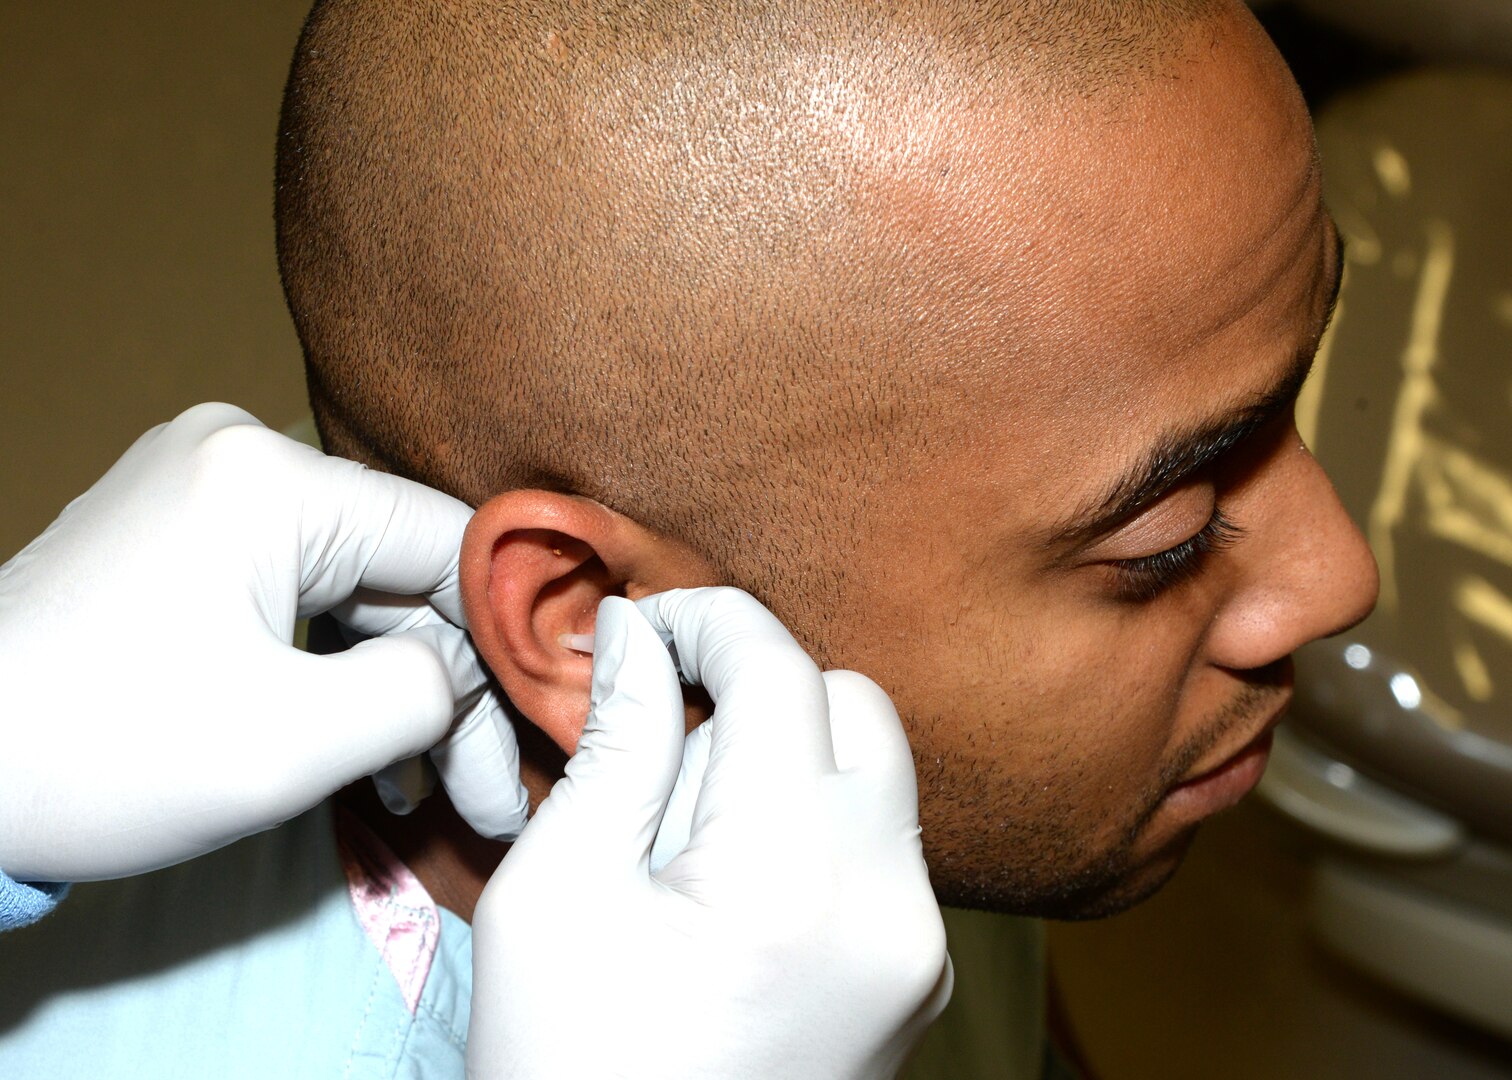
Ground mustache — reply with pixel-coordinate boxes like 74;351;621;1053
1164;658;1294;790
1124;660;1294;832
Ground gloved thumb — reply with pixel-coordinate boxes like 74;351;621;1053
279;626;463;796
525;596;686;870
823;669;920;819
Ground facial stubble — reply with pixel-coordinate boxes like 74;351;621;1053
917;673;1289;919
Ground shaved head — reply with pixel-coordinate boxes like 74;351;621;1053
275;0;1378;919
277;0;1224;653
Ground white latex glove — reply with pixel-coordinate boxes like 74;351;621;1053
0;402;529;883
469;587;952;1080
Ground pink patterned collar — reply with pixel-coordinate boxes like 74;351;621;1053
333;806;443;1016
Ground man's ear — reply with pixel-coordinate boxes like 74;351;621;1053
460;490;716;754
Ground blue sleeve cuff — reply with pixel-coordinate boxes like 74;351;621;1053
0;869;69;931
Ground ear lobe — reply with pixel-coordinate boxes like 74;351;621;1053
459;490;715;755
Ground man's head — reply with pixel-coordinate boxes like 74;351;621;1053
277;0;1378;917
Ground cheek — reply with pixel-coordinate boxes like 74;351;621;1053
994;606;1194;770
882;591;1208;786
825;522;1219;821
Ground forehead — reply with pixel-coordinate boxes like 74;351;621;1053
868;10;1324;518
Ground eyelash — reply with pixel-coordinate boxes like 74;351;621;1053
1109;507;1244;602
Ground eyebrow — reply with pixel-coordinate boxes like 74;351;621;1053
1049;230;1346;550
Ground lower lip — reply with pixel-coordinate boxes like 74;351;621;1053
1163;728;1275;821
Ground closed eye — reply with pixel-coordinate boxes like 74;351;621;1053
1109;508;1244;602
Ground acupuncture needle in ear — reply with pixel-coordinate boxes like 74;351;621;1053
558;632;595;653
559;629;687;679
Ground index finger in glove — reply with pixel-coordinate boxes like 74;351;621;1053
332;585;453;638
509;596;687;875
634;588;836;789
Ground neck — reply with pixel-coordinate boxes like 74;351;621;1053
341;690;714;920
336;782;505;922
337;731;568;922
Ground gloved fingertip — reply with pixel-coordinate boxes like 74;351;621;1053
373;757;437;816
452;781;531;842
586;596;640;707
430;684;534;841
495;784;532;841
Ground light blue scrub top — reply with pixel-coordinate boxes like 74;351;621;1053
0;802;472;1078
0;802;1058;1079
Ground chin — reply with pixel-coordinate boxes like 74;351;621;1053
934;828;1197;921
1044;843;1189;921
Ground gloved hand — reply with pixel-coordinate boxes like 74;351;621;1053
0;402;528;883
468;587;952;1080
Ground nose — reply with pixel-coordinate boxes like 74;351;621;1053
1208;439;1380;672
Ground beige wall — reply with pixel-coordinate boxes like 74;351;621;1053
2;2;314;560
